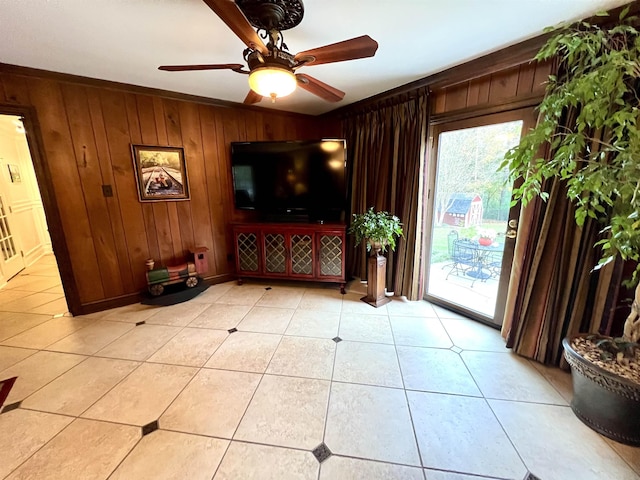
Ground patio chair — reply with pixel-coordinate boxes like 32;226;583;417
445;239;477;281
441;230;459;270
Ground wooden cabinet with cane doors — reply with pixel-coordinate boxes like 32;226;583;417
232;223;346;292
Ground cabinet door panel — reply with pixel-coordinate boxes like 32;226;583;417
236;231;260;274
264;232;287;275
318;233;344;279
290;233;314;277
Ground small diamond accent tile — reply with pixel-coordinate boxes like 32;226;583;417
451;346;463;353
142;420;159;436
135;321;146;326
228;328;238;334
312;442;332;463
1;401;21;414
524;473;542;480
332;337;342;343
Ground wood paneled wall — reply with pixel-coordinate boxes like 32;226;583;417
432;60;552;116
0;70;327;312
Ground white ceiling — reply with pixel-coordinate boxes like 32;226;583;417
0;0;630;115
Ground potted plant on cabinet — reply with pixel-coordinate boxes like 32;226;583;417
349;207;403;307
503;7;640;445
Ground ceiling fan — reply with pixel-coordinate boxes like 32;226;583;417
158;0;378;104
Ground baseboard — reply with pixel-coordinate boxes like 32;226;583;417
77;273;236;315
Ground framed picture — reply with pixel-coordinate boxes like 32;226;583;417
7;164;21;183
131;145;189;202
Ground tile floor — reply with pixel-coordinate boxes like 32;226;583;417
1;255;640;479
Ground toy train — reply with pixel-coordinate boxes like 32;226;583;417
145;247;208;296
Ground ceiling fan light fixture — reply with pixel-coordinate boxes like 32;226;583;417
248;66;296;102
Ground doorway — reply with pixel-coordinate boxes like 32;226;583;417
423;109;536;326
0;113;67;314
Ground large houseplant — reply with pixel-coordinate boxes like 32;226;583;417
349;208;403;307
503;7;640;444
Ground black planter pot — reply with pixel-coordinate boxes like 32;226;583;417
563;335;640;446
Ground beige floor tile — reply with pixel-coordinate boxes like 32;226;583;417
266;336;335;380
424;471;498;480
0;409;74;479
0;346;37;371
256;286;305;309
431;304;473;320
21;357;139;415
461;351;567;404
1;316;95;349
148;328;228;366
28;297;69;315
298;289;344;312
285;310;340;339
43;285;65;295
338;313;394;344
205;331;281;373
215;285;267;305
491;399;639;480
235;374;330;449
82;362;197;426
341;292;388;314
0;289;34;304
0;350;86;404
333;341;403;387
102;303;161;323
161;369;261;438
4;276;61;293
325;382;420;466
188;304;252;330
237;306;294;334
145;302;210;326
3;292;63;312
187;282;234;304
387;298;438;317
109;430;228;480
320;456;424;480
441;318;506;352
397;346;481;396
408;391;526;478
95;324;181;361
0;312;51;341
530;360;574;404
390;316;452;348
46;320;134;355
215;442;318;480
5;418;139;480
605;438;640;476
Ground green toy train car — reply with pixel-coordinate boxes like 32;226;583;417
145;247;208;296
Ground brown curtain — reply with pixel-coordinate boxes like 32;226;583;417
501;115;622;366
342;90;429;300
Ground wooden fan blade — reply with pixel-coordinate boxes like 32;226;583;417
244;90;263;105
296;74;345;102
294;35;378;66
158;63;244;72
202;0;268;54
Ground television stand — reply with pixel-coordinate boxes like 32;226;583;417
232;222;346;293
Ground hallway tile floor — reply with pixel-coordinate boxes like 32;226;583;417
1;255;639;479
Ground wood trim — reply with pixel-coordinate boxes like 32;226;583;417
0;103;83;315
0;63;315;120
78;273;235;314
429;92;543;125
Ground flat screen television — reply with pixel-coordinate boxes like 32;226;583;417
231;139;347;222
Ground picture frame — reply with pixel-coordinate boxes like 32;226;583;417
7;164;21;183
131;145;189;202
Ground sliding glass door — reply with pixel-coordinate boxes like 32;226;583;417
424;109;536;326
